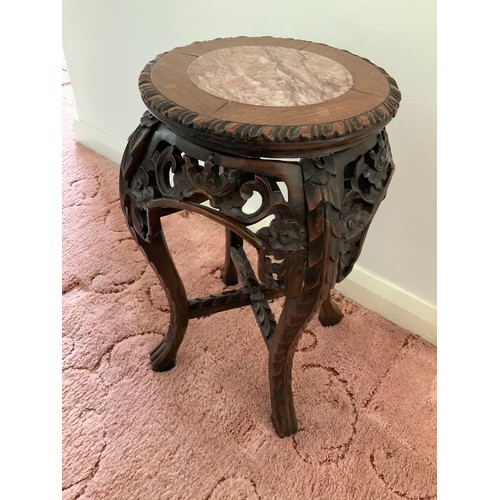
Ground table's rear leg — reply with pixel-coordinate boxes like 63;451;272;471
221;229;241;286
318;295;344;326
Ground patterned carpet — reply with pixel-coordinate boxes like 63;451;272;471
62;75;436;499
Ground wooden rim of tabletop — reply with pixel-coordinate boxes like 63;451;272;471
139;37;401;156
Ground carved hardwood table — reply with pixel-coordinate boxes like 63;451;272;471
119;37;401;437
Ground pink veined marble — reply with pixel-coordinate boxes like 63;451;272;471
187;46;354;107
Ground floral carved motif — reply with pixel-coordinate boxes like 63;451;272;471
257;217;306;254
256;215;307;293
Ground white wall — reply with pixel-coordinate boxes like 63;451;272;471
62;0;436;342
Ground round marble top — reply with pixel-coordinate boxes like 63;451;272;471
139;37;401;156
186;46;354;107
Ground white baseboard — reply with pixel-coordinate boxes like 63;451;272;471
73;119;126;165
336;266;437;345
73;121;437;346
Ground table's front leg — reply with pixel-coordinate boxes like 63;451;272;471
264;130;396;437
255;201;332;437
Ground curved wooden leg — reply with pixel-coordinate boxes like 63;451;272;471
221;229;241;286
119;114;189;372
269;293;321;437
132;211;189;372
318;294;344;326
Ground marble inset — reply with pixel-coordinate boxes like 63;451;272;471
187;46;354;107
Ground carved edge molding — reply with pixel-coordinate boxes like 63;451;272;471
138;42;401;146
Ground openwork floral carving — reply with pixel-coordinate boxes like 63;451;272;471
124;119;288;241
352;129;394;203
153;147;241;202
341;132;393;280
300;129;395;286
125;117;394;290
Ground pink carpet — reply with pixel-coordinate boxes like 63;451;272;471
62;68;436;499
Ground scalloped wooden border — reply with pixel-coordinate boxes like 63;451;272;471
138;38;401;146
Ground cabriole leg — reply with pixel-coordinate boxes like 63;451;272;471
119;114;189;372
139;222;189;372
